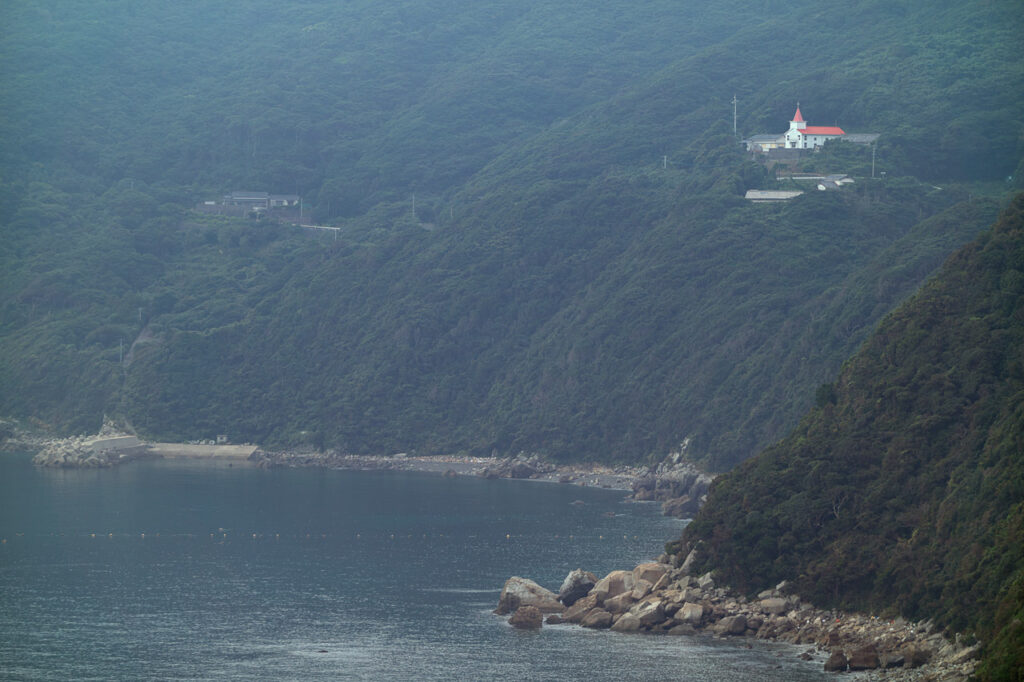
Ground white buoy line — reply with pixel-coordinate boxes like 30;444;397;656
0;531;644;542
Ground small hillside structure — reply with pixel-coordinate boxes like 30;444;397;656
195;190;304;221
223;191;300;210
743;106;879;154
783;106;845;149
744;190;804;202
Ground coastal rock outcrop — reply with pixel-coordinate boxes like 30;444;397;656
824;651;848;672
580;609;613;629
591;570;635;604
562;594;599;623
610;613;642;632
676;602;703;626
496;552;979;681
508;605;543;629
494;577;564;615
558;569;597;606
847;645;880;670
630;459;715;518
632;562;669;586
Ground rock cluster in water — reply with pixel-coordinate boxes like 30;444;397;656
630;461;715;518
497;555;980;679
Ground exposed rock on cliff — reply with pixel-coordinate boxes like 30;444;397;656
630;461;714;518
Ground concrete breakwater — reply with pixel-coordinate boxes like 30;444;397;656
497;554;980;680
32;434;259;468
33;435;152;468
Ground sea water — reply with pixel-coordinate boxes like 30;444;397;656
0;455;829;680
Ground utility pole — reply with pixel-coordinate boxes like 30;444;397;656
412;193;416;220
732;94;738;137
871;144;876;179
663;155;667;169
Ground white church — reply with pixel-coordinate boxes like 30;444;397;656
743;106;878;153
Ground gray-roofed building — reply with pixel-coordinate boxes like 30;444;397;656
223;191;300;210
744;190;804;202
843;133;881;145
742;133;785;152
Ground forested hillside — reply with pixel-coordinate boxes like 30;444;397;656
684;195;1024;678
1;0;1022;469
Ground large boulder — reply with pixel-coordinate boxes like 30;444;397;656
604;592;636;615
760;597;788;615
824;651;848;672
635;600;667;627
632;562;670;586
558;569;597;606
879;652;904;669
848;645;880;671
661;495;700;518
580;609;614;629
631;474;658;500
653;574;672;594
508;606;543;629
562;593;599;623
495;577;564;615
901;644;933;668
679;548;699;575
610;613;643;633
630;579;654;601
675;602;704;626
592;570;635;604
715;614;747;636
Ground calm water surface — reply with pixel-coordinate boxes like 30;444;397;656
0;455;828;680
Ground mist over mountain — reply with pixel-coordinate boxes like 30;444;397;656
1;0;1021;471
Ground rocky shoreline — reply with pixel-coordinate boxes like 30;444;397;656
13;421;714;519
21;423;259;468
254;450;715;517
496;553;980;680
253;449;642;488
30;434;155;468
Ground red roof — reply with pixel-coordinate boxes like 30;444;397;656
792;106;804;122
801;126;845;136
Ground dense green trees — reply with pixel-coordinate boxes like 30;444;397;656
2;5;1022;668
684;195;1024;677
1;0;1022;467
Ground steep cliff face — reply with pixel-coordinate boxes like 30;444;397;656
684;194;1024;678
